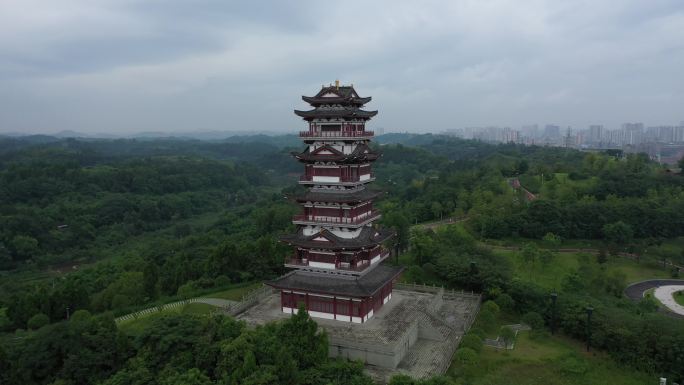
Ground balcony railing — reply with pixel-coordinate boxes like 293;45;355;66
285;258;371;272
299;173;375;183
292;210;380;225
299;131;374;138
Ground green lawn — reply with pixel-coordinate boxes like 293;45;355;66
118;302;216;335
674;291;684;306
201;282;263;300
658;236;684;256
606;259;669;283
181;302;215;315
448;331;654;385
494;249;670;290
497;249;578;289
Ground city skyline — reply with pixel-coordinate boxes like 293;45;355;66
1;1;684;134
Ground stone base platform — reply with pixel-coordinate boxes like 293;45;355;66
236;284;481;382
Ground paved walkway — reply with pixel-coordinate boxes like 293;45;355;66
653;285;684;316
483;323;531;350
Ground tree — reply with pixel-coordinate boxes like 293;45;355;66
521;311;544;330
0;307;11;332
481;300;500;316
410;229;437;265
278;305;328;369
160;368;212;385
597;248;608;264
27;313;49;330
177;281;196;299
602;221;634;245
0;242;12;269
11;235;39;260
142;259;159;301
384;212;411;252
494;293;515;313
459;334;483;353
0;345;9;384
477;309;497;333
539;249;554;267
520;242;539;270
604;271;626;297
455;347;478;365
98;358;154;385
431;202;443;219
678;155;684;170
542;232;562;250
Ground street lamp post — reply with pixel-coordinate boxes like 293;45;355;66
550;292;558;335
66;305;71;320
586;306;594;352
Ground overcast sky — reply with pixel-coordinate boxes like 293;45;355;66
1;0;683;135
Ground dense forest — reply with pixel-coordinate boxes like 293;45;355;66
1;134;683;384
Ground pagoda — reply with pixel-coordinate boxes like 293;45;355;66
267;81;403;323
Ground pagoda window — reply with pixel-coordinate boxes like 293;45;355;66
313;207;341;216
312;167;340;177
351;301;361;317
309;296;334;314
321;124;341;132
307;252;336;263
336;298;350;316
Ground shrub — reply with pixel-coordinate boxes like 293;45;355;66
468;327;486;339
177;281;197;298
111;294;131;309
455;347;478;365
214;275;231;287
70;310;92;323
422;263;436;276
494;293;515;313
406;265;425;284
481;300;500;316
460;334;483;353
27;313;49;330
477;309;497;333
522;311;545;330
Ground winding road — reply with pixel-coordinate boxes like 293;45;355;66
624;279;684;319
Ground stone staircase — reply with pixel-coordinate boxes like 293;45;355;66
396;292;473;379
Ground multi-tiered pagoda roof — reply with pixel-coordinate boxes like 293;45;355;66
268;264;402;297
280;227;394;251
292;144;380;163
293;108;378;121
301;85;372;106
294;85;378;121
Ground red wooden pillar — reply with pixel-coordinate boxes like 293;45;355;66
362;298;367;322
349;298;353;322
333;296;337;320
280;291;285;312
305;293;309;312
